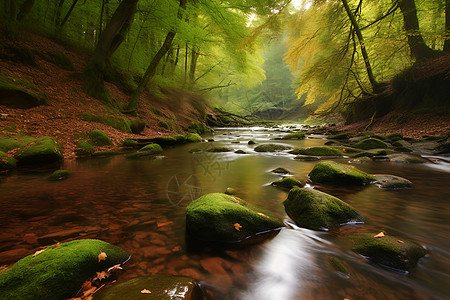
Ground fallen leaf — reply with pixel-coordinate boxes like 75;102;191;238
141;289;152;294
157;221;173;227
107;264;123;273
234;223;243;231
95;271;110;281
257;212;268;218
397;240;405;244
82;287;96;298
33;249;46;257
82;280;92;290
374;232;385;238
98;251;107;262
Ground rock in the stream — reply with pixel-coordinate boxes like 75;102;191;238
126;143;163;159
387;153;428;164
353;149;391;158
0;239;130;300
148;136;177;146
186;193;284;243
327;133;349;140
283;187;363;230
206;146;233;152
47;169;72;181
272;177;304;189
224;187;237;195
289;146;343;156
0;151;16;172
374;174;414;190
294;155;320;161
353;138;388;150
187;133;203;143
93;275;203;300
254;143;293;152
308;160;376;186
235;149;247;154
351;232;426;272
14;136;63;165
271;167;291;174
247;140;256;145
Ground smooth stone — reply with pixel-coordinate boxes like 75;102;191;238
308;160;376;186
373;174;414;190
289;146;343;156
254;143;292;152
271;167;291;174
272;177;304;189
14;137;63;165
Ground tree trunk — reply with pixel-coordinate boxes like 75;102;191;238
55;0;65;27
188;48;199;88
444;0;450;52
83;0;138;101
399;0;435;60
341;0;378;91
16;0;34;21
127;0;187;110
59;0;79;29
98;0;107;44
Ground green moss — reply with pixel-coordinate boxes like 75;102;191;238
158;121;169;129
126;144;163;159
0;136;35;152
308;161;376;186
82;113;132;132
186;133;202;143
188;122;211;134
254;143;293;152
294;155;320;161
45;51;74;71
149;106;166;117
271;167;290;174
121;139;138;147
289;146;343;156
354;138;388;150
14;137;63;165
328;257;349;275
130;119;146;134
283;187;363;230
3;124;17;132
387;133;403;141
0;239;130;300
0;73;46;108
328;133;349;140
272;177;304;189
173;134;186;143
75;140;95;156
47;170;72;181
353;149;390;158
93;275;202;300
89;130;112;146
283;132;306;140
186;193;284;243
206;147;233;152
352;233;426;271
148;136;177;146
0;151;16;172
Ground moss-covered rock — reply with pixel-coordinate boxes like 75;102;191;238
148;136;177;146
130;119;146;133
353;138;388;150
0;239;130;300
93;275;203;300
351;233;426;271
387;133;403;141
373;174;414;190
0;73;46;108
308;161;376;186
47;170;72;181
173;134;186;143
121;138;138;147
186;193;284;243
14;137;63;165
89;130;112;146
206;146;233;152
328;133;349;140
126;144;163;159
0;151;16;172
188;122;211;134
272;177;304;189
225;187;237;195
186;133;202;143
0;136;36;152
293;155;320;161
82;113;132;133
283;187;363;230
353;149;391;158
289;146;343;156
271;167;290;174
283;132;306;139
75;140;95;156
254;143;293;152
235;149;247;154
388;154;428;164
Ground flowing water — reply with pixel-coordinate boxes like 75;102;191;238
1;125;449;299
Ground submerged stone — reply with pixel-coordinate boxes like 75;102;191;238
308;160;376;186
225;187;237;195
186;193;284;244
0;239;130;300
206;146;233;152
14;136;63;165
351;233;426;271
353;138;388;150
289;146;343;156
47;169;72;181
283;187;363;230
254;143;292;152
272;177;304;189
89;130;112;146
93;275;203;300
373;174;414;190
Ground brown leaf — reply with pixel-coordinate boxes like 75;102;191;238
33;249;46;257
95;271;110;281
107;264;123;273
397;240;405;244
98;251;107;262
234;223;243;231
141;289;152;294
374;232;385;238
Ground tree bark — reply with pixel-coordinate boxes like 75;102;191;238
398;0;435;60
16;0;34;21
55;0;65;27
127;0;187;110
341;0;378;91
445;0;450;52
188;48;199;88
59;0;79;29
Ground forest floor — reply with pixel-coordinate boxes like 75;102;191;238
1;31;449;160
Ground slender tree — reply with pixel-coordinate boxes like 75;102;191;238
444;0;450;52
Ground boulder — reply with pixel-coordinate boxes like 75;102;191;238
89;130;112;146
289;146;343;156
75;140;95;156
283;187;363;230
272;177;304;189
388;154;428;164
247;140;256;145
121;139;138;147
254;143;292;152
0;239;130;300
172;134;187;143
308;160;376;186
353;138;388;150
353;149;392;158
0;136;35;152
93;275;203;300
126;144;163;159
47;170;72;181
373;174;414;190
186;193;284;243
0;74;46;108
0;151;16;172
351;232;426;271
14;137;63;165
271;167;290;174
148;136;177;146
294;155;320;161
186;133;202;143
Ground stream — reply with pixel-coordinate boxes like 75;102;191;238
0;125;449;299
